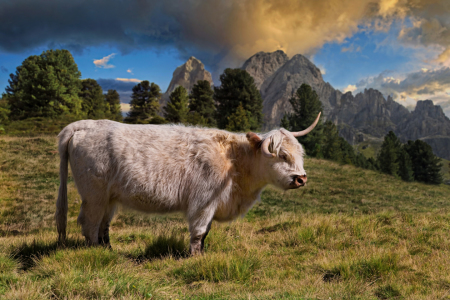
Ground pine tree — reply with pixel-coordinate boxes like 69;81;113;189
79;79;107;119
286;84;323;156
188;80;216;126
226;104;250;132
367;157;379;170
405;140;443;184
5;49;82;119
215;68;263;131
377;131;402;177
339;137;357;165
164;86;189;123
355;153;369;169
321;121;343;163
124;81;161;124
280;114;290;130
104;89;122;121
398;147;414;182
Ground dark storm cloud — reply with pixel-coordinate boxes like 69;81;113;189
97;79;135;103
96;79;136;93
2;0;450;71
0;0;205;64
0;66;8;73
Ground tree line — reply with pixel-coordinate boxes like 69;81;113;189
122;67;262;132
0;49;263;133
1;50;122;127
0;49;445;184
281;84;443;184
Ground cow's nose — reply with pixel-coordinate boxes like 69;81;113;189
293;175;307;186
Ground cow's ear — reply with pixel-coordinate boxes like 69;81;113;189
246;132;261;149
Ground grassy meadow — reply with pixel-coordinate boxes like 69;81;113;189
1;136;450;299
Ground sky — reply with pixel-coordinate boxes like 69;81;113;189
0;0;450;117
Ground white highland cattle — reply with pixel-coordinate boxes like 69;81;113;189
55;113;320;254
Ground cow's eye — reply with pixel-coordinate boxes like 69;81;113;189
279;154;287;161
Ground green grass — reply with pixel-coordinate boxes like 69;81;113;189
355;139;383;159
1;115;83;137
1;136;450;299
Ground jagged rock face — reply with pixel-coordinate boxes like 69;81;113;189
241;50;449;159
397;100;450;141
329;89;411;138
386;95;411;125
420;136;450;160
160;56;213;107
395;100;450;160
241;50;289;90
243;52;340;129
330;93;450;159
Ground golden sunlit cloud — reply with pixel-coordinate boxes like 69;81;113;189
120;103;130;113
342;84;357;93
116;78;141;83
144;0;449;70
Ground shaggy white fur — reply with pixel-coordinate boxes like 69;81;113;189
55;120;309;254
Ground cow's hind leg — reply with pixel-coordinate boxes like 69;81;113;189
98;202;117;247
77;195;107;246
200;220;212;252
188;204;216;255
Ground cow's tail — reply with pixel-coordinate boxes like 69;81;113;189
55;125;76;243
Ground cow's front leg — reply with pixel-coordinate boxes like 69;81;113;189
188;204;215;255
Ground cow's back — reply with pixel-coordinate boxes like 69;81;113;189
66;120;238;213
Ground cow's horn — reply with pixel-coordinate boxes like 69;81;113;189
290;112;321;137
261;137;275;158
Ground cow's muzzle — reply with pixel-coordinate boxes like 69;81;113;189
289;175;307;189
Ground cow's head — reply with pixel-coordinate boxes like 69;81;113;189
247;113;321;190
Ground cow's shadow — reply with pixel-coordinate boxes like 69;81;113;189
11;233;189;270
127;233;189;263
10;238;86;271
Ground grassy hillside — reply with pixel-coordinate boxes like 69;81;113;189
355;139;383;159
1;136;450;299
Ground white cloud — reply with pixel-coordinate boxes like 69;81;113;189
353;67;450;117
116;78;141;83
127;68;133;74
341;44;361;53
93;53;116;69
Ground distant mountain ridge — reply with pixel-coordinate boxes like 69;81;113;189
162;51;450;160
240;50;449;159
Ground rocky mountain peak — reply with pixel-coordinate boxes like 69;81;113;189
287;54;323;82
160;56;213;106
251;51;340;129
413;100;448;119
396;100;450;158
241;50;289;89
